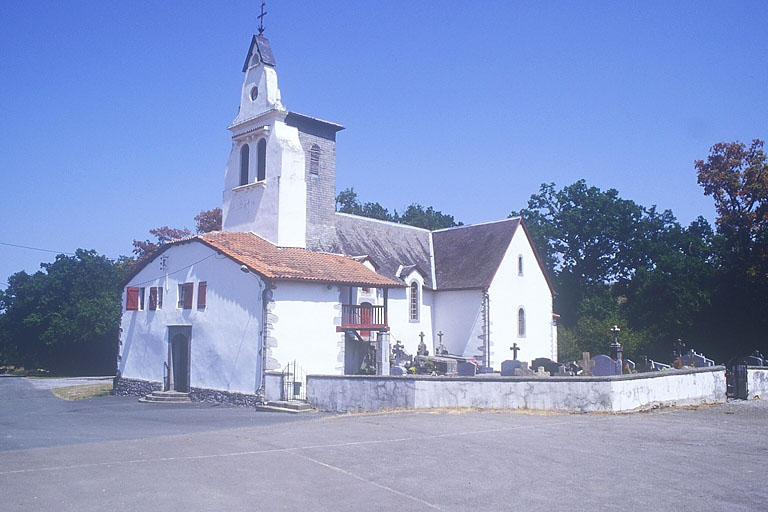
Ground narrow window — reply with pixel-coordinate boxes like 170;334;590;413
138;288;146;310
309;144;321;175
518;307;526;337
197;281;207;309
149;287;158;310
126;287;139;311
518;255;524;276
239;144;250;186
178;283;194;309
409;281;420;322
257;138;267;181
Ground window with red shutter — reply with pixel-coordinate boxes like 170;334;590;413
197;281;207;309
182;282;194;309
149;287;158;310
126;287;139;311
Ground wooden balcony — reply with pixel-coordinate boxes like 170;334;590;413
337;304;389;332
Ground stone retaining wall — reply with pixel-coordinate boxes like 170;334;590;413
307;366;726;413
113;377;260;407
747;367;768;400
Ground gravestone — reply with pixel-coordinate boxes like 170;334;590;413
501;360;523;377
457;361;477;376
636;356;652;373
680;349;714;367
591;354;622;376
533;366;550;377
514;362;534;376
556;365;574;376
650;359;670;371
477;366;495;374
531;358;562;376
577;352;596;376
390;365;407;376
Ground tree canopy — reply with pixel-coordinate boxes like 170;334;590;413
335;187;461;230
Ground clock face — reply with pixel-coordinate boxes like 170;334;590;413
250;86;259;101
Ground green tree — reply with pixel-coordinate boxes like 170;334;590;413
695;139;768;360
0;250;127;374
335;187;461;229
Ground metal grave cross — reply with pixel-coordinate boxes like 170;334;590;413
419;331;425;343
510;343;521;360
257;2;268;35
578;352;595;376
393;340;406;365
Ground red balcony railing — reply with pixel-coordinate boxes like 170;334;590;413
338;304;388;331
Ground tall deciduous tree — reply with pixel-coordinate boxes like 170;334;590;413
335;187;461;230
194;207;223;234
0;250;127;374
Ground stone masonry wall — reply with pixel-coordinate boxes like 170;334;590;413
113;377;260;407
297;130;338;250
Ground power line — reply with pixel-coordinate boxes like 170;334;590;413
0;241;75;256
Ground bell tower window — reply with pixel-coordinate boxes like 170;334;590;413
257;138;267;181
309;144;321;175
239;144;250;186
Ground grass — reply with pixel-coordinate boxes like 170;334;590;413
51;383;113;401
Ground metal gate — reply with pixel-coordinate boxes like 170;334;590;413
727;364;748;399
282;361;307;401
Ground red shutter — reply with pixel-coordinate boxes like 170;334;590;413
149;287;158;310
183;283;194;309
126;287;139;311
197;281;207;309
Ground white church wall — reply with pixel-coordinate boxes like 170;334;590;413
222;117;307;248
489;228;556;367
433;290;485;359
387;272;433;356
268;281;343;376
119;242;264;395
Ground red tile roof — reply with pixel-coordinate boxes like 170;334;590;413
193;232;403;287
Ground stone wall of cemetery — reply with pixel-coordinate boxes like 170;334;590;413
747;367;768;400
306;366;726;413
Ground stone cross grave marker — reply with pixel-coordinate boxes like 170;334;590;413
533;366;549;377
510;343;521;360
578;352;596;376
392;340;406;366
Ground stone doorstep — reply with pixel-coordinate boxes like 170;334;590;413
255;400;315;414
139;390;192;404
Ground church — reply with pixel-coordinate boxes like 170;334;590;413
116;30;557;400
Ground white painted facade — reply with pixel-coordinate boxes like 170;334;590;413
119;242;264;394
387;270;434;356
433;289;485;359
488;226;557;366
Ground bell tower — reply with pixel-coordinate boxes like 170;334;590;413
221;15;343;248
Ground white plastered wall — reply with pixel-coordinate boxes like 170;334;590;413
386;270;434;356
489;228;556;368
221;116;307;247
432;289;485;359
119;242;264;394
267;281;343;375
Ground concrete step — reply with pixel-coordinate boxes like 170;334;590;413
255;400;314;413
139;391;191;404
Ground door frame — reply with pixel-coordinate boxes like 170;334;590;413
167;325;192;393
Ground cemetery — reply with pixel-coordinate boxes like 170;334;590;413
302;329;768;413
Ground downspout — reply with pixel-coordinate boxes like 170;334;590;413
483;289;490;368
258;279;274;401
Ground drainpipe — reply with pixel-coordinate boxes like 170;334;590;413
258;280;274;400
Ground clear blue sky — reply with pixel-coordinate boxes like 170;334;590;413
1;0;766;288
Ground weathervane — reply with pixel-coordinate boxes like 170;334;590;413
257;1;268;36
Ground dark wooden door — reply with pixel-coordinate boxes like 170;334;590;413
171;333;190;392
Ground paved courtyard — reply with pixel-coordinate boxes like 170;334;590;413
1;376;766;511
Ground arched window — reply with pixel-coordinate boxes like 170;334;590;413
518;255;524;276
239;144;250;186
309;144;321;175
518;307;526;337
409;281;420;322
256;139;267;181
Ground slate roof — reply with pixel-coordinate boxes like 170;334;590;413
127;232;403;288
310;213;435;289
432;218;521;290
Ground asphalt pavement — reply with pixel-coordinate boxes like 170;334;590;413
1;376;767;511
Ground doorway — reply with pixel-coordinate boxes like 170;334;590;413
168;326;191;393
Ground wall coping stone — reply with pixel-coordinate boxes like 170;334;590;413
307;365;724;384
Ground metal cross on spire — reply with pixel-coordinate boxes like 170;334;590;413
257;1;268;36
